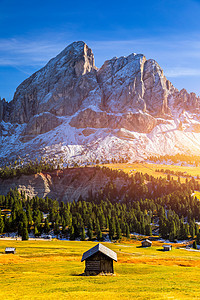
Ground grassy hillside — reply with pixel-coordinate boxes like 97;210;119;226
103;162;200;183
1;240;200;299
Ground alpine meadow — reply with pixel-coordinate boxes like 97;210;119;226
1;0;200;299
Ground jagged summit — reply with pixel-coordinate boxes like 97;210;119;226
2;41;97;124
1;41;200;164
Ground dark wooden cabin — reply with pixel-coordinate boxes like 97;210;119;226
162;244;172;251
5;247;16;254
81;243;117;275
141;239;152;247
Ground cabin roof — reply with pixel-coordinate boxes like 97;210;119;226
81;243;117;262
162;244;172;247
142;239;152;244
5;247;16;251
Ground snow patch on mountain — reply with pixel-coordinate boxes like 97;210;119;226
1;114;200;165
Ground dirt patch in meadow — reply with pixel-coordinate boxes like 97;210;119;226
118;255;200;267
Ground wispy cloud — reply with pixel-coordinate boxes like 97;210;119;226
165;67;200;77
0;38;68;67
2;36;200;68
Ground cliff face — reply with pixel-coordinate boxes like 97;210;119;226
6;41;97;124
0;167;126;202
1;41;200;164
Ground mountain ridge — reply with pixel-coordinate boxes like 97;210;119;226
1;41;200;164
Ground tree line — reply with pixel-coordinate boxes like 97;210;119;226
0;167;200;242
148;154;200;167
0;157;64;179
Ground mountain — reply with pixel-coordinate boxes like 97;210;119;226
1;40;200;165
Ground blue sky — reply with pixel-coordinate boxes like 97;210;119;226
1;0;200;101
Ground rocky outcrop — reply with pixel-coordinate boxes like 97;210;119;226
143;59;174;116
97;54;175;116
21;112;63;142
119;112;157;133
0;98;10;122
82;128;97;136
97;54;147;113
70;108;156;133
174;89;200;113
70;109;114;129
116;128;136;139
0;167;127;202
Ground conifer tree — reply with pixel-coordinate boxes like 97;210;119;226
195;223;199;235
22;226;29;240
95;218;102;241
145;224;152;236
190;223;195;239
169;220;176;241
18;221;23;236
109;218;116;240
34;225;39;237
183;224;190;239
88;218;93;231
54;221;60;236
3;215;10;232
97;227;102;241
70;226;75;240
44;218;50;233
0;211;4;233
196;233;200;245
116;219;122;240
193;240;197;249
61;220;66;234
26;205;32;224
81;227;85;241
88;228;93;240
126;224;130;238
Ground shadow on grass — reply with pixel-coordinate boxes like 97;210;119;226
71;272;86;276
136;246;151;249
156;249;166;252
72;272;116;276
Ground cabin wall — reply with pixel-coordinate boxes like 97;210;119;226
142;242;151;247
85;252;114;275
100;258;113;273
163;247;171;251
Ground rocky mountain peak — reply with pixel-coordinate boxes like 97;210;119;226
1;41;200;164
53;41;96;76
1;41;97;124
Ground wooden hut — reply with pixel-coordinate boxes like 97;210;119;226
141;239;152;247
81;243;117;275
5;247;16;254
163;244;172;251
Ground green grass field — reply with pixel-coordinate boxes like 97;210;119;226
1;239;200;299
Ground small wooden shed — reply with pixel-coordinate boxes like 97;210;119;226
5;247;16;254
141;239;152;247
81;243;117;275
163;244;172;251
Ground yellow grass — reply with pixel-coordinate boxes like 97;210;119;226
1;239;200;299
194;191;200;200
103;162;200;183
